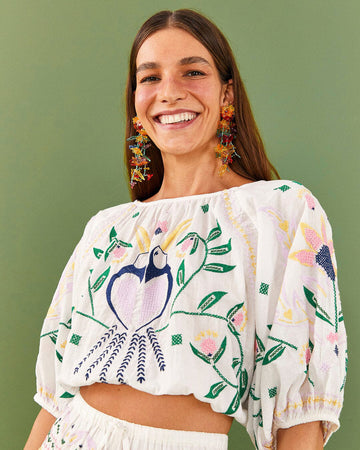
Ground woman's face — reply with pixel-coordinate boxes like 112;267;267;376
134;28;233;158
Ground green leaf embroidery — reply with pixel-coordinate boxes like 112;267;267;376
49;332;57;345
208;239;232;255
203;263;235;273
304;286;332;324
176;259;185;286
225;390;241;415
232;357;241;369
227;322;239;337
91;267;111;292
213;336;227;363
304;286;317;308
309;338;314;352
239;369;248;398
117;240;133;248
190;236;199;255
255;334;265;362
110;226;117;241
198;291;227;312
226;303;245;336
262;344;286;365
189;342;211;364
60;392;75;399
104;240;117;261
93;248;104;259
56;350;63;363
255;333;265;353
227;303;245;320
249;385;260;401
204;381;227;399
206;221;222;242
315;310;333;326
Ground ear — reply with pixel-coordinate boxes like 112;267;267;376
221;79;234;106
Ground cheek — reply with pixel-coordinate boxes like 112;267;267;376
134;90;151;116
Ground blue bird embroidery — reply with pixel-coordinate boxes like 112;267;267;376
75;246;173;384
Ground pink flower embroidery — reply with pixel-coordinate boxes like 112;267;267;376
181;238;193;252
290;217;335;280
299;343;312;366
231;306;248;332
327;332;339;344
200;338;218;356
305;193;316;210
195;330;219;357
156;220;168;233
113;246;125;258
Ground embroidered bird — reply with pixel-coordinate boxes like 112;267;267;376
72;246;173;384
106;245;173;331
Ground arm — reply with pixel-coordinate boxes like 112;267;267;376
24;408;56;450
277;421;323;450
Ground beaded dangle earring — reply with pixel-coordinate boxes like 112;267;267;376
127;117;152;189
215;105;240;175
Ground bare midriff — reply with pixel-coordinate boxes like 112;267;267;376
80;383;233;434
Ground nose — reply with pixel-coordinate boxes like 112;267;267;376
158;75;186;104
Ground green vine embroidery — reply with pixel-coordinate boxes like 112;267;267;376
170;220;234;315
165;220;249;414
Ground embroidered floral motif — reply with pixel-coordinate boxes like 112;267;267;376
112;246;126;258
230;306;247;333
296;186;317;210
154;220;168;235
195;330;219;356
93;226;132;262
290;217;335;281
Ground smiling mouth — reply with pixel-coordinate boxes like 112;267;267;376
156;112;198;125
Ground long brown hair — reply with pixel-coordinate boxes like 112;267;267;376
125;9;279;201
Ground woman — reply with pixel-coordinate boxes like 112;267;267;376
25;9;347;450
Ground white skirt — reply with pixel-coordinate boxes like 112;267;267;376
40;392;229;449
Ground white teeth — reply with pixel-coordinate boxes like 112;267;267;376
158;112;196;124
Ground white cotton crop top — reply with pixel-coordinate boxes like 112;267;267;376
34;180;347;449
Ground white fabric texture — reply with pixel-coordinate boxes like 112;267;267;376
34;180;347;449
40;392;228;449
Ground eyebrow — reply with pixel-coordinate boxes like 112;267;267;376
136;56;211;74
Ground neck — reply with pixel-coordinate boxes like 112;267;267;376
149;150;249;201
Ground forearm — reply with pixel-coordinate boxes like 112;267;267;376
24;408;56;450
277;421;323;450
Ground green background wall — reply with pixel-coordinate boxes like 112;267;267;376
1;1;358;448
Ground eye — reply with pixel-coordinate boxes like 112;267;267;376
139;75;160;84
185;70;205;77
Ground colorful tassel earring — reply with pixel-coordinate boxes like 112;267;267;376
215;105;240;175
128;117;152;189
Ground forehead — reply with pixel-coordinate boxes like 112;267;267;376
136;28;215;67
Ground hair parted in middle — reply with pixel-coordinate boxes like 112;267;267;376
125;9;279;201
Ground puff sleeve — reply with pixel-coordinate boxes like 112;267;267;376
247;186;347;449
33;215;96;417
